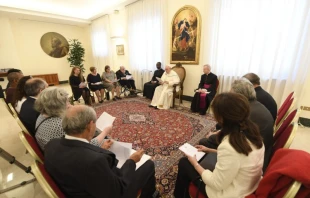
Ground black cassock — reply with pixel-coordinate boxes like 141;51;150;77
191;73;218;115
143;69;165;99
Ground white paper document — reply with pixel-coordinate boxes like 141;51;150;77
96;112;116;131
126;75;133;80
195;89;210;94
112;79;120;83
93;82;102;85
110;141;151;170
156;77;163;83
179;143;205;161
79;82;87;87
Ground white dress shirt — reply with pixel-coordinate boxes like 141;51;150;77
65;134;89;144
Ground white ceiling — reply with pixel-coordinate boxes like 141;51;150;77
0;0;135;24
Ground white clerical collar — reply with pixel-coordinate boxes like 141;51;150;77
29;96;37;99
65;134;89;143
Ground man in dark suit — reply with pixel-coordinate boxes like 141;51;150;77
45;105;158;198
243;73;278;122
199;78;274;172
143;62;165;99
191;64;218;115
19;78;47;136
116;66;136;95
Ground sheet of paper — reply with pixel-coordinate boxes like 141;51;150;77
79;82;87;87
179;143;205;161
96;112;116;131
111;141;151;170
112;79;120;83
126;75;133;80
195;89;210;94
94;82;102;85
156;77;163;83
110;141;132;169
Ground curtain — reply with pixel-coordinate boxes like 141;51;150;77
126;0;166;90
90;15;112;75
207;0;310;106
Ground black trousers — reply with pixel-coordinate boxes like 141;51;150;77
120;80;136;90
174;157;208;198
199;134;219;149
143;82;159;99
125;160;156;198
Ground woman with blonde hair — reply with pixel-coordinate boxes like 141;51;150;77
34;87;111;150
87;67;105;103
69;66;91;105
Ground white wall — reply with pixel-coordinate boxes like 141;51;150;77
0;16;93;86
109;10;130;72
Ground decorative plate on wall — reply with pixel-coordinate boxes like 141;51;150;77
40;32;69;58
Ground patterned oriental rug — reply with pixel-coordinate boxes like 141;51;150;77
94;97;216;197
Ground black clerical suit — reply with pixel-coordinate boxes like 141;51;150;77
255;86;277;122
116;70;136;90
45;138;156;198
19;97;40;136
143;69;164;99
191;72;218;115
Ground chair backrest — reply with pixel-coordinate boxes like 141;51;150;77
19;131;44;163
31;161;66;198
8;103;18;118
172;64;186;89
274;109;298;141
273;123;298;154
15;116;32;136
278;92;294;115
275;97;294;127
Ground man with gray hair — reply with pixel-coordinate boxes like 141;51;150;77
149;64;180;109
191;64;218;115
19;78;48;136
116;66;137;95
198;78;274;172
45;105;158;198
243;73;277;121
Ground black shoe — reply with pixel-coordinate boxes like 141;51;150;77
199;111;206;115
116;96;122;100
154;106;159;110
113;98;117;101
149;105;155;108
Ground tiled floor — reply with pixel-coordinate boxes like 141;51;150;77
0;83;309;197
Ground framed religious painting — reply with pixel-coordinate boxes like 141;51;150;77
40;32;69;58
170;5;201;64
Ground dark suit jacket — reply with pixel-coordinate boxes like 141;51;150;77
116;70;132;80
255;86;277;122
19;97;40;136
249;100;274;172
198;73;218;97
45;138;136;198
151;69;164;82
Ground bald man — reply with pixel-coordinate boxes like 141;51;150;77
116;66;137;95
45;105;158;198
149;65;180;110
191;64;218;115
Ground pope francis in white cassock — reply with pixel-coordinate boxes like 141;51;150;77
149;65;180;109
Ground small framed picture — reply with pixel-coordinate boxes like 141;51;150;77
116;45;124;55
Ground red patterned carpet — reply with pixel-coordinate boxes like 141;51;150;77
94;97;216;197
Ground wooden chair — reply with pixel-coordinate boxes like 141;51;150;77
15;115;32;136
31;161;66;198
273;123;298;155
19;131;44;163
8;103;18;118
274;109;298;141
172;64;186;108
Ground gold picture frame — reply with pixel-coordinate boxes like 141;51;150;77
170;5;201;65
116;45;125;55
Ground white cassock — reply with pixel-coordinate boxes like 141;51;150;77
150;70;180;109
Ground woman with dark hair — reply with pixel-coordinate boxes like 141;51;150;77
69;66;91;105
174;92;264;198
87;67;105;103
13;75;32;113
102;65;121;101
